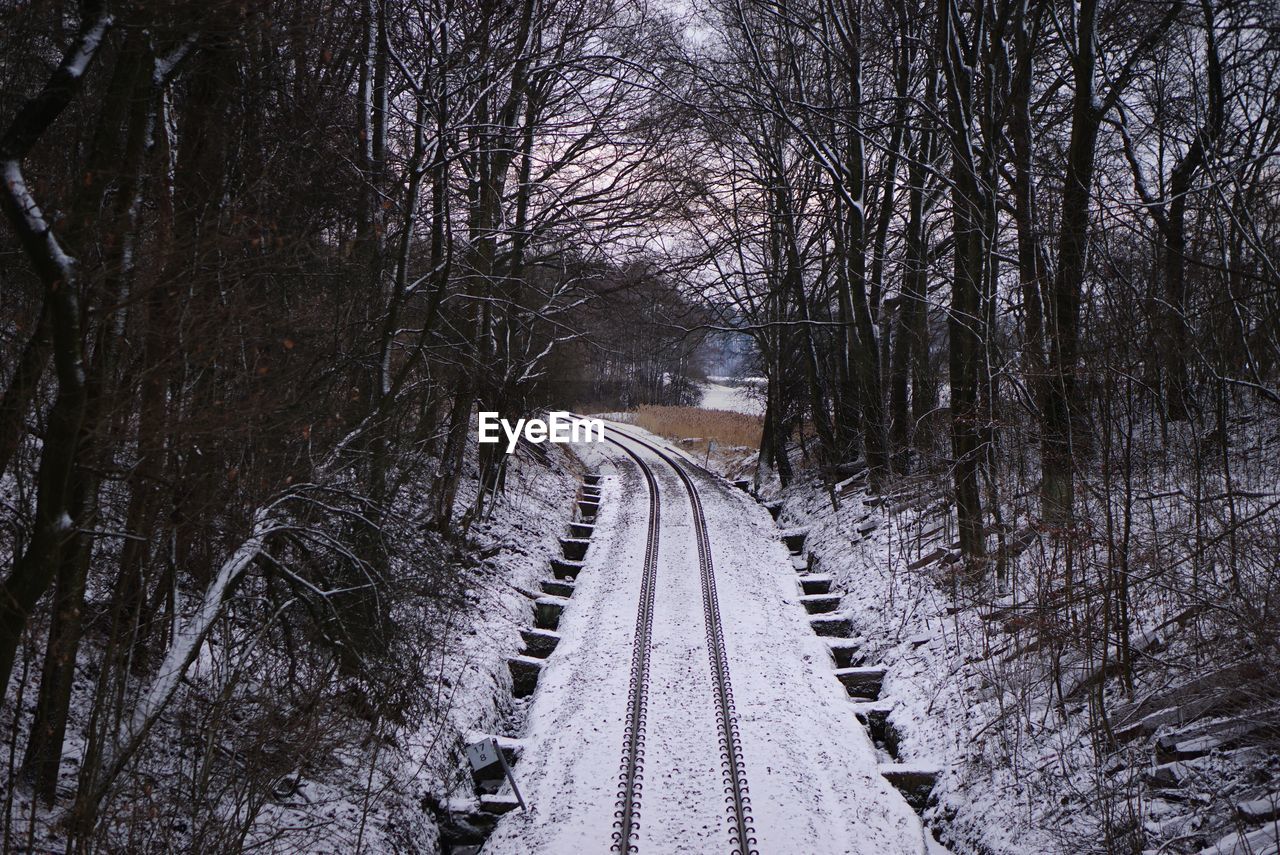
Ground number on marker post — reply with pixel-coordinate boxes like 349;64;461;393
465;738;527;812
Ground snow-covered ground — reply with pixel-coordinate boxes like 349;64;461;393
483;425;927;854
0;436;583;854
414;449;583;827
767;479;1083;855
699;377;765;415
233;445;584;853
679;416;1280;855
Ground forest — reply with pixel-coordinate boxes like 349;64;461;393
1;0;1277;851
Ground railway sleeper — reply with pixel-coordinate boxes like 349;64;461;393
879;764;939;814
567;522;595;539
549;558;584;579
799;574;833;595
1145;760;1190;788
1155;719;1266;763
560;537;590;561
1235;795;1280;825
826;639;866;668
800;593;842;614
577;498;600;519
780;527;810;554
520;627;561;658
508;655;544;698
810;614;854;637
836;665;887;699
533;596;568;630
853;702;902;759
437;810;496;855
582;472;602;486
540;578;574;598
479;794;522;816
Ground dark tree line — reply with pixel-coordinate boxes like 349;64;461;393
546;263;711;411
684;0;1279;564
685;0;1279;843
0;0;678;847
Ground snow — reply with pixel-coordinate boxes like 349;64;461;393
21;395;1263;852
1237;796;1280;823
1;437;585;852
2;160;71;273
1201;824;1280;855
152;35;197;85
399;446;583;819
483;430;927;853
479;441;651;852
699;378;765;415
766;478;1071;854
0;11;111;277
878;762;943;776
65;15;113;79
125;510;278;742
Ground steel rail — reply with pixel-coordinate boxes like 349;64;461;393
608;427;759;855
603;435;661;854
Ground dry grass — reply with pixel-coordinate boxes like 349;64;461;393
626;405;763;452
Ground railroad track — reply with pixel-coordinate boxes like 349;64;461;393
606;428;758;855
605;436;660;854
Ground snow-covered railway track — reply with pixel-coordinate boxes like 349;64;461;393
602;436;661;853
608;428;759;855
482;421;928;854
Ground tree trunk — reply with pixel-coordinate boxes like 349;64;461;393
1009;4;1046;385
1040;0;1102;527
0;304;50;481
0;8;113;698
1161;1;1222;420
937;0;986;573
22;30;154;799
890;115;933;454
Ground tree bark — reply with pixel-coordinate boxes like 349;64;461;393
937;0;987;571
1161;0;1223;420
0;4;113;698
22;30;154;801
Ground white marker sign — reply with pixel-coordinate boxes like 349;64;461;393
465;738;501;772
465;737;527;811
